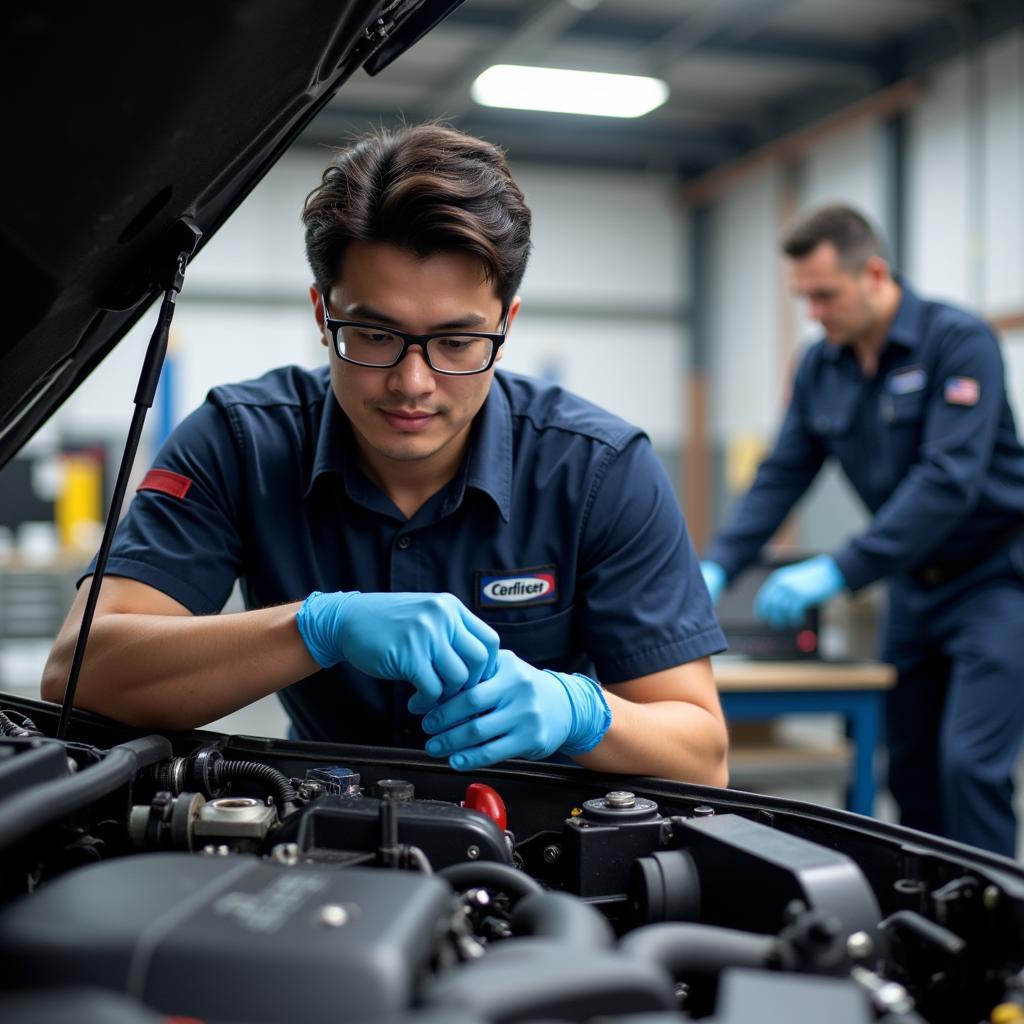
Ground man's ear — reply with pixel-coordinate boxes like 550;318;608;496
505;294;523;332
863;255;890;287
310;284;329;348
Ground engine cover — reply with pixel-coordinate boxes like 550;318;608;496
0;853;454;1024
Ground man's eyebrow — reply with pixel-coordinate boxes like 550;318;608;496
343;303;491;331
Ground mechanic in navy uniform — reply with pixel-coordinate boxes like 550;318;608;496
43;124;728;785
700;204;1024;856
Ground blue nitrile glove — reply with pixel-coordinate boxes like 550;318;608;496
421;649;612;771
700;561;727;606
753;555;845;629
295;591;500;714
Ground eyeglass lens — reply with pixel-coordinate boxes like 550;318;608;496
337;325;495;373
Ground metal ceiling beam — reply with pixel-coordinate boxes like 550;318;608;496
301;103;740;173
429;0;606;120
635;0;797;74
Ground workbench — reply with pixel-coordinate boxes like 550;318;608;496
713;658;897;817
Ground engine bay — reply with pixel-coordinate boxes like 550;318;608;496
2;697;1024;1024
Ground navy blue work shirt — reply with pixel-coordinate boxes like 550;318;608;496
707;280;1024;590
88;367;724;745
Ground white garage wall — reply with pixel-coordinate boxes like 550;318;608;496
705;25;1024;558
798;118;889;227
48;155;689;466
706;163;782;441
982;30;1024;318
906;56;974;304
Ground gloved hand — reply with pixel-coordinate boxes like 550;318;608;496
421;649;612;771
753;555;845;629
295;591;499;714
700;561;727;606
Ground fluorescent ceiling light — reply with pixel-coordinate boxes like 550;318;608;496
471;64;669;119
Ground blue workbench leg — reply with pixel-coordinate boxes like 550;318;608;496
846;694;880;816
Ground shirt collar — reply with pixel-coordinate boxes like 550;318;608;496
447;376;513;523
306;373;513;522
306;382;349;498
820;275;922;363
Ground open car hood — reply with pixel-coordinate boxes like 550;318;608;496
0;1;464;469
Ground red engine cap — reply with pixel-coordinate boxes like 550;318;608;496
796;629;818;653
462;782;507;831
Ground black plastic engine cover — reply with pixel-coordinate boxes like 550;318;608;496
297;794;511;866
673;814;881;940
0;853;454;1023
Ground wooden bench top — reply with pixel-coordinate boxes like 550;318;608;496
712;657;896;692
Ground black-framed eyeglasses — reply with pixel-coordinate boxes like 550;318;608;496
321;298;508;376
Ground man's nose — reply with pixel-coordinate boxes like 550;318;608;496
387;344;436;394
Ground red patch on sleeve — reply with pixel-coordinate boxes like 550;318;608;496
138;468;193;499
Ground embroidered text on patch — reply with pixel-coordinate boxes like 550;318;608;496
888;367;927;395
476;566;558;609
944;377;980;407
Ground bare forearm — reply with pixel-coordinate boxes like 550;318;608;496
573;691;729;786
42;604;318;730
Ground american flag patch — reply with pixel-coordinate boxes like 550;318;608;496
944;376;980;407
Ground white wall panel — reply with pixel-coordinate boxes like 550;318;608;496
514;165;686;309
798;118;888;230
906;57;972;303
500;314;684;448
1003;334;1024;430
191;151;324;293
172;306;322;419
982;29;1024;316
707;164;783;439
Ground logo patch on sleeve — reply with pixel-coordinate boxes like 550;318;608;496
887;366;927;395
476;565;558;609
944;376;980;407
138;468;193;499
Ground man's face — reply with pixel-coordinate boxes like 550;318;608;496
788;241;884;346
312;241;518;475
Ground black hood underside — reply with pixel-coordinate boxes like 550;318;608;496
0;1;464;468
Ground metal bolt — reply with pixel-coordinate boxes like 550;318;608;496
605;791;636;808
847;931;874;960
466;845;480;860
270;843;301;866
542;844;562;864
876;982;913;1014
318;904;349;928
469;888;491;907
692;805;715;817
984;885;1001;911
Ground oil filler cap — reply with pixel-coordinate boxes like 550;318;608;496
581;791;659;823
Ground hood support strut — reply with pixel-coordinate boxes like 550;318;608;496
56;221;202;740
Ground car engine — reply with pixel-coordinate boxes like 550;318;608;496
2;698;1023;1024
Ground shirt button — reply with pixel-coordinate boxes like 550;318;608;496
397;536;411;550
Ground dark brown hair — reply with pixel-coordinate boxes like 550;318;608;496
781;203;885;270
302;123;532;309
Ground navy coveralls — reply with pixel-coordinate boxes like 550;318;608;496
88;367;724;750
707;282;1024;856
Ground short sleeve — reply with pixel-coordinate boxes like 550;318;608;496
576;437;726;683
79;401;245;614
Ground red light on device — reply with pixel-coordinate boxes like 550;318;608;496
463;782;507;831
796;629;818;653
